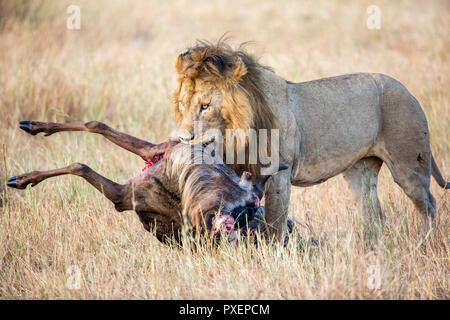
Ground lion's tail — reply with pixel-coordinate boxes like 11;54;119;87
431;154;449;189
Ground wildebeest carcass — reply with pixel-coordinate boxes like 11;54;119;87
7;120;289;244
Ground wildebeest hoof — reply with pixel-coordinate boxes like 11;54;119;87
19;120;52;136
19;120;39;135
7;176;25;189
6;173;39;189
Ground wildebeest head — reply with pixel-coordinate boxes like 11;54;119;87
133;140;288;243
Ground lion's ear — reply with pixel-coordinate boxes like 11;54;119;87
224;56;247;87
174;51;199;78
174;53;186;75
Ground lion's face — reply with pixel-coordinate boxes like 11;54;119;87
175;78;227;145
172;41;278;178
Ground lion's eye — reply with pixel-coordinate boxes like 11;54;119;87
179;102;185;112
200;103;209;111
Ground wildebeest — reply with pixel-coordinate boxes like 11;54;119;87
7;120;288;244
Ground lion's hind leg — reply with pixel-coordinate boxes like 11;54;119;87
384;152;437;232
343;157;384;244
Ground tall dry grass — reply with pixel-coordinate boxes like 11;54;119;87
0;0;448;299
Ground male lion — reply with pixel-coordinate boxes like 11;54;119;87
173;40;449;242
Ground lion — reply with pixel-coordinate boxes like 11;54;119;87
173;39;449;243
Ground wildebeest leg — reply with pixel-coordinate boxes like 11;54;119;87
343;157;384;244
7;163;132;211
18;120;177;161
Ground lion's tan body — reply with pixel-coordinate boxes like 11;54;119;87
257;69;449;237
173;41;448;242
261;71;427;185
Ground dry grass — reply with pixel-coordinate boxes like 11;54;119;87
0;0;449;299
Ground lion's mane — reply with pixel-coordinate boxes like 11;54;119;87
173;39;279;178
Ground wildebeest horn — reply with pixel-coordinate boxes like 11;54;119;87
254;163;289;198
146;138;180;161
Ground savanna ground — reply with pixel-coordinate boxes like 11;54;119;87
0;0;448;299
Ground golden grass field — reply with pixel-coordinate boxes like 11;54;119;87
0;0;448;299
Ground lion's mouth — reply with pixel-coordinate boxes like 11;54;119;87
184;135;215;147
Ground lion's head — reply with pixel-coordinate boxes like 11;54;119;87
173;40;279;177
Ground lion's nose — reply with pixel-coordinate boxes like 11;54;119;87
177;129;194;144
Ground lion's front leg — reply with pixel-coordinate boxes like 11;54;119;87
263;168;292;243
